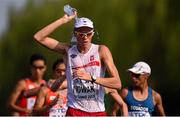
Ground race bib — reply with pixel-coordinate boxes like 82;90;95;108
129;111;151;117
27;98;36;109
73;79;97;100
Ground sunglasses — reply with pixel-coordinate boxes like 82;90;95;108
74;31;94;38
130;73;141;78
55;68;66;72
32;65;45;70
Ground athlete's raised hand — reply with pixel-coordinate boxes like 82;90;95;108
61;11;77;23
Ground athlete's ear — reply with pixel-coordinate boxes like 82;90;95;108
43;65;47;72
92;32;95;37
144;73;150;79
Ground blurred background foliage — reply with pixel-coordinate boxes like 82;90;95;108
0;0;179;115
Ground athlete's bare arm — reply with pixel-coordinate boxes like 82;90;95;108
33;13;77;54
33;86;59;115
110;88;128;116
22;82;45;98
97;45;121;89
106;88;128;116
33;86;48;115
111;102;120;116
59;80;67;90
153;91;166;116
8;80;32;114
11;112;19;116
73;45;121;89
51;78;66;92
23;87;41;98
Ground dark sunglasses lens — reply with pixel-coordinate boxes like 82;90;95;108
33;65;45;69
131;73;140;78
79;33;85;37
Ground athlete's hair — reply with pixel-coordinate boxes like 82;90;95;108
52;59;64;71
29;53;46;65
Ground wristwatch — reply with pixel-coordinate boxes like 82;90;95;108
91;75;97;83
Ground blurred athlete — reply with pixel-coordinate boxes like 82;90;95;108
8;53;47;116
33;59;67;116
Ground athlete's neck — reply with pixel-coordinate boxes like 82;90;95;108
77;43;92;54
133;84;148;94
31;76;43;84
133;85;149;101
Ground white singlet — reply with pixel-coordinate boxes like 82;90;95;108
66;44;106;112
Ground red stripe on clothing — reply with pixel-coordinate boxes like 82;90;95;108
73;61;100;69
66;107;106;116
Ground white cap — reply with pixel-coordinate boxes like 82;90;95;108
127;61;151;74
74;17;94;28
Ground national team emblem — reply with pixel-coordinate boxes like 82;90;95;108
70;54;77;58
49;96;56;100
90;55;94;61
28;85;34;89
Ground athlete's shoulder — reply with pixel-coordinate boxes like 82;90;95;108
152;89;162;105
15;78;27;90
99;44;111;55
152;90;161;99
18;77;30;85
40;86;50;95
120;87;128;99
68;44;77;52
41;79;47;84
55;42;71;55
99;44;109;50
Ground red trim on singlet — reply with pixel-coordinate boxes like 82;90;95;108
18;78;46;116
46;89;57;104
43;88;58;116
73;61;100;69
44;88;68;116
66;107;106;116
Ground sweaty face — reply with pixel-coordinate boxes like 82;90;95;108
130;72;146;87
74;27;94;47
31;60;46;79
54;63;66;79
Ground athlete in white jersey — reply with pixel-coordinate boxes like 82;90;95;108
33;11;127;116
67;44;105;112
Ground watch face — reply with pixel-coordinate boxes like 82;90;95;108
92;75;96;80
91;75;96;83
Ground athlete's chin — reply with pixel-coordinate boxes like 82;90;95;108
132;82;139;86
79;43;90;47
